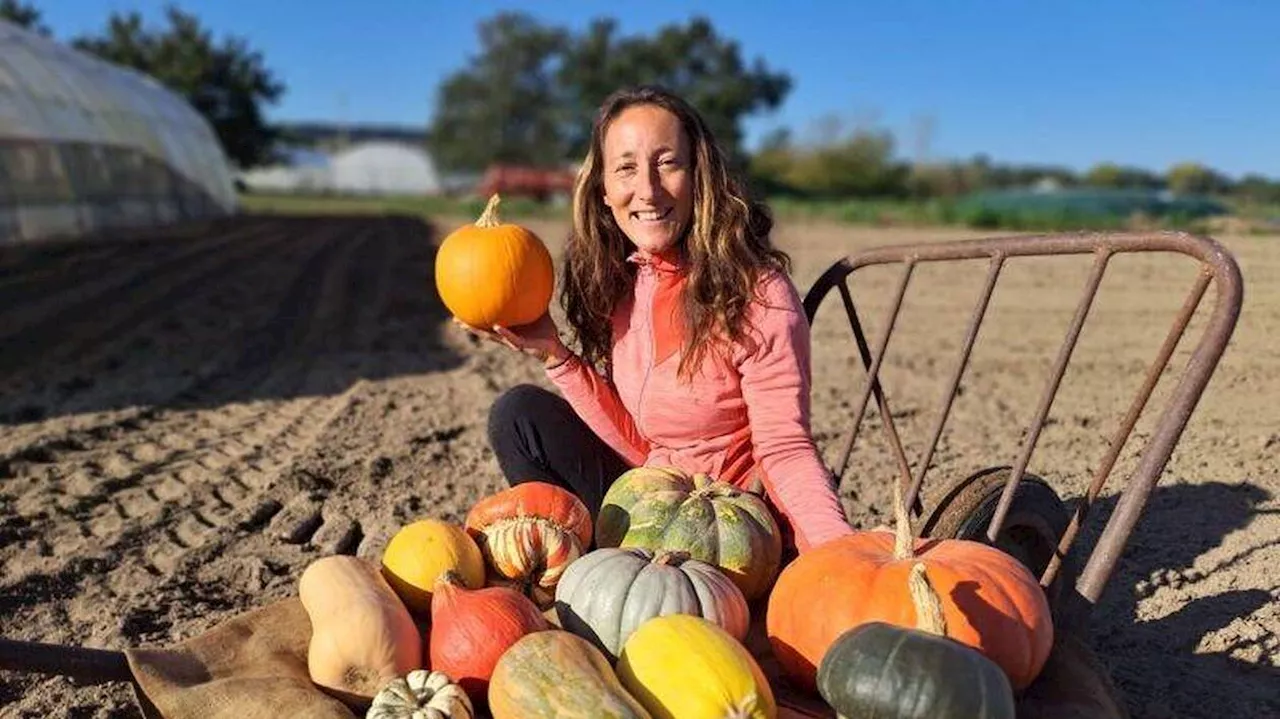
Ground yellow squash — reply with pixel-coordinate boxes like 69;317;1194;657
380;518;485;614
616;614;775;719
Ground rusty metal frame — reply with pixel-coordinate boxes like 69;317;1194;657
802;231;1242;619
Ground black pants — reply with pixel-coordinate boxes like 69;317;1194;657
487;384;633;517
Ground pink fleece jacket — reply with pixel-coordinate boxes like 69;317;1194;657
546;250;853;552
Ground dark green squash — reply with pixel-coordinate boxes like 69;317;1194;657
815;563;1017;719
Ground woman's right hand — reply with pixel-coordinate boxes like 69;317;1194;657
452;312;571;368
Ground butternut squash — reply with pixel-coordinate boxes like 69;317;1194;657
299;555;422;708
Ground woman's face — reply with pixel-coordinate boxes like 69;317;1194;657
601;104;694;258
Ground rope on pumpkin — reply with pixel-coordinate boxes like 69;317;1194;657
908;562;948;637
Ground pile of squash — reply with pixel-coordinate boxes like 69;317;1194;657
296;465;1055;719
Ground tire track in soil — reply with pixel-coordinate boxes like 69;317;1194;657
0;220;278;354
0;223;289;382
107;225;387;639
0;220;289;450
0;227;339;550
0;221;386;645
0;241;138;301
2;221;358;529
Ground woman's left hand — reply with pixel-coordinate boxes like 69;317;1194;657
452;312;571;368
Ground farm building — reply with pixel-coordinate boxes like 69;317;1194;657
0;20;238;244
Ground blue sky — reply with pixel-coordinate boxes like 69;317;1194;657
40;1;1280;178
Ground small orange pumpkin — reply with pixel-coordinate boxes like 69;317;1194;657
435;194;554;328
766;478;1053;693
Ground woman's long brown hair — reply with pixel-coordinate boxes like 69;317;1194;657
562;85;791;379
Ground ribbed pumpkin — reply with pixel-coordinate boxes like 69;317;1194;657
816;563;1017;719
554;547;749;660
617;614;775;719
766;478;1053;692
596;467;782;600
435;194;554;328
297;555;422;708
488;630;652;718
465;482;593;608
429;571;550;704
368;669;475;719
381;518;486;615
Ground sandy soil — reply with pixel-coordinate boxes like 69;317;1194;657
0;213;1275;718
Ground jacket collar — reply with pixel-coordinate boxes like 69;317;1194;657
626;247;685;273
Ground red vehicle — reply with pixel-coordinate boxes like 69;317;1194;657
477;164;577;202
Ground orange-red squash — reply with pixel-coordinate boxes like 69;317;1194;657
465;482;592;608
429;571;550;705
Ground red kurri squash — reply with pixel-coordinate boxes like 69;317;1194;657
434;193;554;328
767;478;1053;693
465;482;592;608
429;571;550;704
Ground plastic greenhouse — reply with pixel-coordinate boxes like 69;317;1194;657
0;20;237;245
328;142;442;195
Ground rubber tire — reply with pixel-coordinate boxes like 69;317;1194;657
919;466;1073;592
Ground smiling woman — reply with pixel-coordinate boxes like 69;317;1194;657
600;104;695;258
458;85;854;556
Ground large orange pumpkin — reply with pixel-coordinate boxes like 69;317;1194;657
465;482;593;608
435;194;554;328
766;479;1053;693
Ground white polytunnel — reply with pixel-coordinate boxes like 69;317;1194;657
0;20;238;244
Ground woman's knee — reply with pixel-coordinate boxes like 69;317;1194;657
487;384;558;442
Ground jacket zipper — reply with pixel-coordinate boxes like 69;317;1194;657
635;264;657;434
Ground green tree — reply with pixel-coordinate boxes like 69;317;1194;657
783;128;907;198
1235;173;1280;204
1166;162;1230;195
426;13;791;172
0;0;48;35
556;16;791;164
1083;162;1126;188
1083;162;1162;189
747;127;798;196
426;12;571;172
72;6;285;168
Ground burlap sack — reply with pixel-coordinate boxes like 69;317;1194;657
124;598;354;719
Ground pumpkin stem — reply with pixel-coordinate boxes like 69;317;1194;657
908;562;948;637
653;550;690;566
475;194;502;228
892;475;915;560
435;570;465;590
